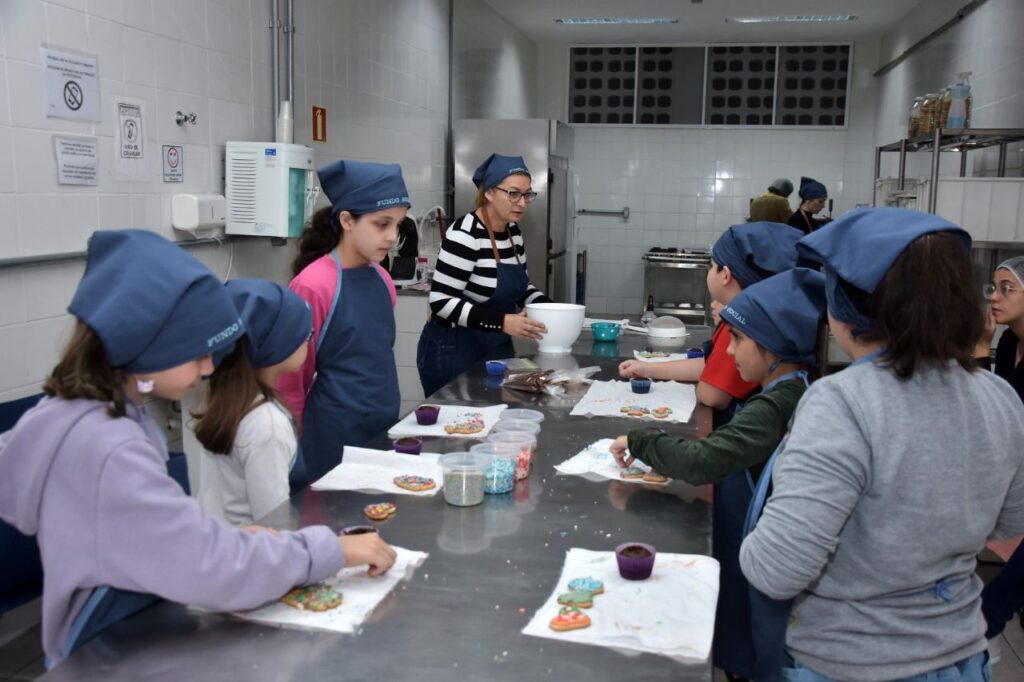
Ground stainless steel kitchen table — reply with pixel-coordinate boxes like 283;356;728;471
38;349;715;682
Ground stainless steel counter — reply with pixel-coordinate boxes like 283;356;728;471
40;348;715;682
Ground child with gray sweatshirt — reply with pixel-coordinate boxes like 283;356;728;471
740;208;1024;682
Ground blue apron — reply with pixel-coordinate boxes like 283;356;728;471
300;254;399;485
53;404;173;667
417;224;530;397
742;354;881;681
714;370;809;679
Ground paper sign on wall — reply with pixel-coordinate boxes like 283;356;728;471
114;98;147;181
162;145;183;183
41;46;101;122
53;135;98;186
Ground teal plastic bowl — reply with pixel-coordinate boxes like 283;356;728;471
591;322;621;341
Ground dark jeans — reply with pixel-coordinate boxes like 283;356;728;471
981;541;1024;638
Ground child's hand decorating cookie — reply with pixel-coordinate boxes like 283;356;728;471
609;436;634;468
338;533;398;577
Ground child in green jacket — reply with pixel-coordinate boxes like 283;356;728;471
609;267;825;681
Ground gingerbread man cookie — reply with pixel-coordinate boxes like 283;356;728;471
443;412;486;435
620;466;646;480
393;475;436;492
363;502;397;521
620;404;650;418
549;606;591;632
643;470;669;484
556;590;594;609
567;577;604;595
279;583;343;612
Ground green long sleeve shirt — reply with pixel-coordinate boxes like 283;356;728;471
626;380;806;486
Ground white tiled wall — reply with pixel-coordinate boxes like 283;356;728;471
556;41;880;317
0;0;450;402
874;0;1024;180
453;0;538;120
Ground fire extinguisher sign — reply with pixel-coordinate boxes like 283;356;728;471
312;106;327;143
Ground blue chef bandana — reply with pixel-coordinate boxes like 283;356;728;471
472;154;531;190
222;280;312;369
798;176;827;201
68;230;243;373
797;207;971;333
317;160;411;233
722;268;826;367
711;221;804;289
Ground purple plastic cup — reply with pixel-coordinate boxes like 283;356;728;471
415;405;440;425
615;542;656;580
393;437;422;455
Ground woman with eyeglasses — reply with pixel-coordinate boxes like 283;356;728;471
977;257;1024;660
978;257;1024;402
417;154;550;396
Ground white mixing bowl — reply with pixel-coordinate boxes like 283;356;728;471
526;303;586;354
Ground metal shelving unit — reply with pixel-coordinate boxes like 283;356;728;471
874;128;1024;213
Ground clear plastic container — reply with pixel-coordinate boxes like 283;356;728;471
487;431;536;480
907;96;924;138
440;452;487;507
492;418;542;436
500;408;545;423
469;442;518;494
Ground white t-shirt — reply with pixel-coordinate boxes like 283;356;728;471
197;400;296;526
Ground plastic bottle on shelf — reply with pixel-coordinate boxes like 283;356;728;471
641;295;657;327
907;96;925;138
939;86;952;131
947;72;972;129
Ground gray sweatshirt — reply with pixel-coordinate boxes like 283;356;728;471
740;359;1024;682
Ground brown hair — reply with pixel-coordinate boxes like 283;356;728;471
192;337;292;454
292;206;362;277
43;321;131;417
855;231;983;379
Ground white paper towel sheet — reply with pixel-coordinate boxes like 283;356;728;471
522;548;719;663
633;349;690;363
570;380;696;423
387;404;508;439
554;439;670;485
311;447;442;496
231;547;428;634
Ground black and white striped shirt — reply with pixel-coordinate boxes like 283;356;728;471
429;212;550;331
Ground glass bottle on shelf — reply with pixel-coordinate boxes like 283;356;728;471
907;96;924;138
641;295;657;327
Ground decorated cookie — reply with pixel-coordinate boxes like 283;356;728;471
567;577;605;595
549;606;591;632
652;406;673;419
619;404;650;418
620;466;646;480
637;351;670;359
556;589;594;609
443;412;486;435
393;475;436;492
363;502;397;521
643;470;669;484
280;583;343;612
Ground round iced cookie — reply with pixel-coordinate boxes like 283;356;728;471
567;577;604;595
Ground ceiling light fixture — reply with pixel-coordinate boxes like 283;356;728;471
555;17;680;25
726;15;859;24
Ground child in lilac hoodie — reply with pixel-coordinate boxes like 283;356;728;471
0;230;397;665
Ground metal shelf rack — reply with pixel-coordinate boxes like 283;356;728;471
874;128;1024;213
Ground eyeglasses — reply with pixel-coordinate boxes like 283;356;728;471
983;282;1019;298
492;186;538;204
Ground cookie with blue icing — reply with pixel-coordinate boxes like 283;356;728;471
568;576;604;595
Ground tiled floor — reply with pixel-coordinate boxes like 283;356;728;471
0;625;44;682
